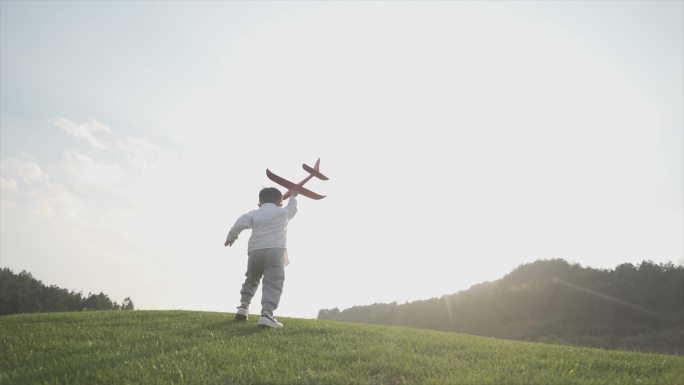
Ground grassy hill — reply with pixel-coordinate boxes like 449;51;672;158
318;259;684;355
1;311;682;385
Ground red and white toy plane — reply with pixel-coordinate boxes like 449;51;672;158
266;158;328;200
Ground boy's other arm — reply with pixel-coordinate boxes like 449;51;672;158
225;213;252;247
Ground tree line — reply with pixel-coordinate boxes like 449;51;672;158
318;259;684;354
0;268;134;315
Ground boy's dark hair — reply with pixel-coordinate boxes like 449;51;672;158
259;187;283;205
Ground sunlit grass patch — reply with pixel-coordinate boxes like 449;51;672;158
1;311;682;385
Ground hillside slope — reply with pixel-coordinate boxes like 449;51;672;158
1;311;682;385
319;259;684;354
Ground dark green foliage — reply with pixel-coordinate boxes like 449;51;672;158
0;268;133;315
319;259;684;354
121;297;135;310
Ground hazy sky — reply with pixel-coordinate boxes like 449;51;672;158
1;1;682;318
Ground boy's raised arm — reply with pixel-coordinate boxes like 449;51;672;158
225;213;252;247
285;191;298;220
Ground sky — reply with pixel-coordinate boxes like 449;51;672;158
1;1;682;319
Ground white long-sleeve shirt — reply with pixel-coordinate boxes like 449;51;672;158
226;197;297;252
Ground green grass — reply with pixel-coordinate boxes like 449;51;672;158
1;311;682;385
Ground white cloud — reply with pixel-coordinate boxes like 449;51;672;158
2;118;182;228
0;156;83;221
0;176;18;191
51;117;111;149
116;136;167;169
64;152;124;189
0;156;49;183
50;117;178;171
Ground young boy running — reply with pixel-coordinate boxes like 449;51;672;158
224;187;298;328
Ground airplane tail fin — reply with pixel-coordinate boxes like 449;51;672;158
302;158;329;180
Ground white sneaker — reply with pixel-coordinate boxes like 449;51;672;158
235;306;249;321
257;313;284;329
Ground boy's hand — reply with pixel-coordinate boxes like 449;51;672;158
289;189;299;197
225;240;234;247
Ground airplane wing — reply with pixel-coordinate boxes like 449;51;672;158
281;184;326;200
266;169;297;189
297;186;326;200
267;168;326;200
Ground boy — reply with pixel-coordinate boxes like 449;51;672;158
224;187;298;328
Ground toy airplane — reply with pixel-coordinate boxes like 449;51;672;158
266;158;328;200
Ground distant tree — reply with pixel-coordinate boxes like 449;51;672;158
0;268;133;315
121;297;135;310
83;292;118;311
317;259;684;354
318;308;339;319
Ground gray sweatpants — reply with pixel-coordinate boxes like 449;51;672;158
239;248;285;316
